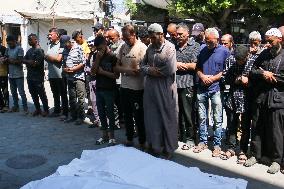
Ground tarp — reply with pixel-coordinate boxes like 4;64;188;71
21;146;247;189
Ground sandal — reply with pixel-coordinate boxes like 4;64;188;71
220;149;235;160
237;152;247;164
212;146;222;157
181;144;190;150
96;137;108;145
193;143;208;153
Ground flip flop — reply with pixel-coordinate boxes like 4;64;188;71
193;143;208;153
220;150;235;160
237;152;247;164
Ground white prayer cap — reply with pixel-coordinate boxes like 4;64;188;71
265;28;282;38
148;23;163;33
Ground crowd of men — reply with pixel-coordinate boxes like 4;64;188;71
0;21;283;174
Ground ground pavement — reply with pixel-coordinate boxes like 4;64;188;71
0;78;283;189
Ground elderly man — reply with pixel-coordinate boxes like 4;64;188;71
115;24;147;148
141;23;178;159
175;23;200;150
194;28;230;157
167;23;178;45
248;31;263;55
245;28;284;174
221;34;235;53
191;23;205;47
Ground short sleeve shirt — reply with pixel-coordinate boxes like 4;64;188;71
117;41;147;90
24;47;45;81
46;41;63;79
196;45;230;93
5;45;24;78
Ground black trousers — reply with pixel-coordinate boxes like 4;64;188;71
27;80;49;112
49;78;69;116
120;88;145;144
0;76;9;108
114;84;123;121
226;109;250;153
177;87;196;143
268;108;284;165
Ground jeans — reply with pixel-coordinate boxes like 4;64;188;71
9;77;27;109
27;80;49;112
178;87;196;143
120;88;145;144
0;76;9;108
67;79;85;120
96;89;115;131
49;78;69;116
197;91;223;147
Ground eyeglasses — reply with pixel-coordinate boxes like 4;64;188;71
222;42;229;45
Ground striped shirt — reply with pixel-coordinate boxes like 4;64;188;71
176;38;200;88
65;42;86;81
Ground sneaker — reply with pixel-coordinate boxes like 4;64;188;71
267;162;280;174
108;139;116;146
96;137;108;145
0;107;9;113
8;106;19;113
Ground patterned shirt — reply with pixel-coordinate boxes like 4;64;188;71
176;38;200;88
223;54;257;113
65;42;86;81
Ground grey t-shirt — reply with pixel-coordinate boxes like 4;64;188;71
46;41;63;79
5;45;24;78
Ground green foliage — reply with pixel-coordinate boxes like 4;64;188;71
124;0;139;14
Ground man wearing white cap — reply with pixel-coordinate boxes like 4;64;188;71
245;28;284;174
141;23;178;159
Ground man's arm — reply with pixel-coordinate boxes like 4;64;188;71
44;54;62;63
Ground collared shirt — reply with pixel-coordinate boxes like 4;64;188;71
65;42;86;81
196;44;230;93
24;46;45;81
176;38;200;88
5;45;24;78
46;41;63;79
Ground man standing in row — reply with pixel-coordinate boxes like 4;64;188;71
175;23;200;150
4;36;28;113
115;24;147;148
141;23;178;159
45;28;68;118
23;34;49;116
0;39;8;113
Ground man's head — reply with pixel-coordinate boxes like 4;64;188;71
72;30;84;45
221;34;234;51
148;23;164;48
205;28;219;50
167;23;177;41
60;35;72;49
138;26;150;46
265;28;282;56
28;33;38;47
6;35;17;49
191;23;205;37
122;24;137;47
48;28;60;43
235;45;249;65
108;29;120;45
248;31;262;54
93;35;107;52
278;26;284;45
176;23;190;47
93;22;104;36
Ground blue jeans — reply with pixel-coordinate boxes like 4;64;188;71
9;77;27;109
197;91;223;147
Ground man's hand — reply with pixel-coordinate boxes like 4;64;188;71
63;68;73;73
200;75;213;86
263;70;277;83
149;67;162;77
124;67;140;76
241;76;249;86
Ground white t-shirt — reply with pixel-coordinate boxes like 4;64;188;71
117;41;147;90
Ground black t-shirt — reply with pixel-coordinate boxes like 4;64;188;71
24;47;45;81
96;53;117;90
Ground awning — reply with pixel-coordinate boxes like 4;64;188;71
142;0;170;9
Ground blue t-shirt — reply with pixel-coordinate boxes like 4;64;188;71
196;45;230;93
